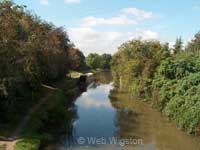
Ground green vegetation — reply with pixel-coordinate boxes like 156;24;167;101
68;47;86;71
15;78;78;150
15;139;40;150
2;0;200;149
0;0;86;149
111;40;169;95
111;32;200;134
152;54;200;134
173;37;183;54
67;71;83;79
86;53;112;70
0;0;85;133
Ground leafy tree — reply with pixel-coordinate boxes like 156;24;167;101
68;47;86;71
0;0;85;117
86;53;112;70
100;53;112;69
86;53;101;69
158;56;199;79
186;32;200;54
111;39;170;94
173;37;183;54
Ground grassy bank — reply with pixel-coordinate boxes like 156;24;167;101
14;78;79;150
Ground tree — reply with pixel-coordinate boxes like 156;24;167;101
111;39;170;94
0;0;86;112
86;53;101;69
68;47;86;71
173;37;183;54
86;53;112;70
186;32;200;54
100;54;112;69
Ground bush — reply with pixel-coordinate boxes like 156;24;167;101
15;139;40;150
153;72;200;133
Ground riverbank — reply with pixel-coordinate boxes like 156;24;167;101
14;75;94;150
111;39;200;136
13;78;78;150
0;1;87;147
0;74;94;150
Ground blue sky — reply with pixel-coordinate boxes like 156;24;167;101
14;0;200;55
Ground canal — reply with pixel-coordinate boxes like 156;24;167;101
45;72;200;150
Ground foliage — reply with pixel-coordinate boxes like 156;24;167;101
186;32;200;54
86;53;112;70
16;88;77;150
158;55;200;79
15;138;40;150
86;53;101;69
112;32;200;134
111;39;170;96
68;47;86;71
154;73;200;133
0;0;85;124
100;54;112;69
173;37;183;54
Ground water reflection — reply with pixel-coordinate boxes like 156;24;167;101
56;72;200;150
70;85;116;145
109;91;200;150
77;83;113;109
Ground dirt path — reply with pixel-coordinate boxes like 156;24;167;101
11;88;57;138
0;84;58;150
0;141;17;150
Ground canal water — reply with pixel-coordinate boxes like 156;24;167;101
47;72;200;150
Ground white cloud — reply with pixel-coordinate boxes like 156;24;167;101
64;0;80;4
169;41;175;48
68;27;160;55
79;97;112;108
80;7;153;27
39;0;80;5
40;0;49;5
128;30;159;40
77;83;114;109
81;15;137;27
68;7;162;55
121;8;153;20
68;27;123;55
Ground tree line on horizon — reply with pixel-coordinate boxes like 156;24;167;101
86;53;112;70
